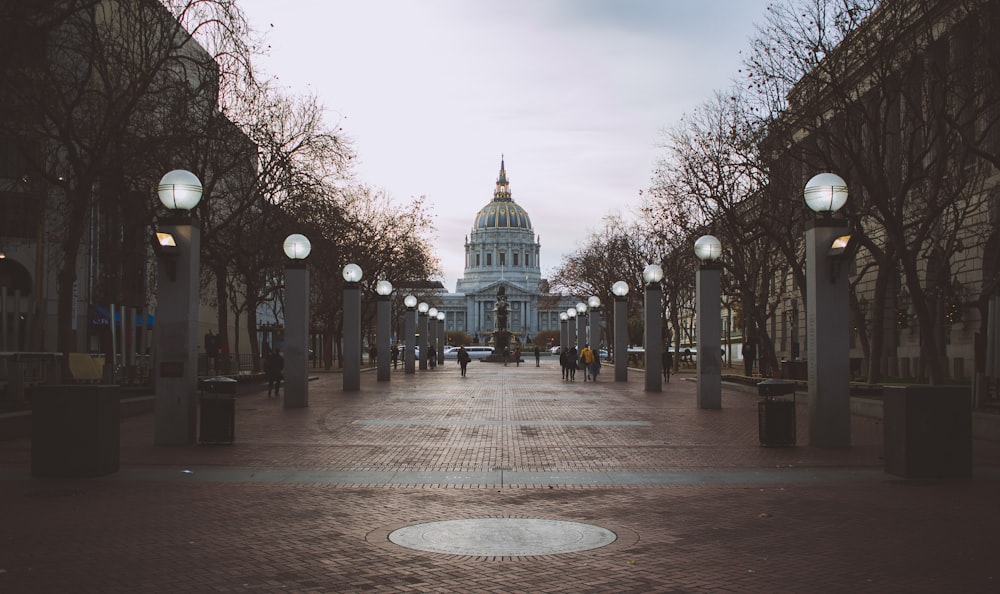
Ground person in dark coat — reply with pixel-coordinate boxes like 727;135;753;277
534;345;541;367
559;348;568;380
662;349;673;383
457;346;471;377
265;351;284;398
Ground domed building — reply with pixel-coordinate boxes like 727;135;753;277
438;158;573;343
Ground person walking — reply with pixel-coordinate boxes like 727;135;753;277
580;344;595;382
742;340;757;376
662;348;673;383
457;345;471;377
534;345;541;367
559;348;568;380
391;343;399;369
265;350;284;398
513;346;521;367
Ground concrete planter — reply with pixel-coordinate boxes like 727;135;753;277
883;385;971;479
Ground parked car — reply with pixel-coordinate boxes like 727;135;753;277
443;346;495;360
549;345;561;355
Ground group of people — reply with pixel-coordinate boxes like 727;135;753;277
559;343;601;382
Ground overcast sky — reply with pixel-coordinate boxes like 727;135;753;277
239;0;773;292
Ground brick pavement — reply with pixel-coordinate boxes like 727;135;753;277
2;359;1000;593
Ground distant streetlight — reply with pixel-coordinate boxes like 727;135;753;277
575;302;587;353
404;295;417;374
643;264;663;392
343;263;363;391
695;235;722;409
418;301;429;370
587;296;601;366
612;281;629;382
376;280;393;382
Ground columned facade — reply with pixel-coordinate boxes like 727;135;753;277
439;158;574;343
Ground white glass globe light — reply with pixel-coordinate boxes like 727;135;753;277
642;264;664;284
157;170;203;211
803;172;848;213
694;235;722;262
342;263;363;283
588;295;601;309
404;295;417;308
612;281;629;297
376;280;393;296
283;234;312;260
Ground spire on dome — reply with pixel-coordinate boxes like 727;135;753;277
493;155;511;202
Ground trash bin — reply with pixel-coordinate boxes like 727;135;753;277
757;379;797;447
199;377;237;444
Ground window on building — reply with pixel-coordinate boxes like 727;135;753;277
513;253;519;266
486;253;492;266
476;253;481;266
500;252;506;266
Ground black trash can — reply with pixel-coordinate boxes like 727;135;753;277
757;380;797;447
198;377;237;444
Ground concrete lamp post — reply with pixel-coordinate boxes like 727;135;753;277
575;302;588;353
804;173;851;447
695;235;723;409
612;281;629;382
418;301;429;370
436;311;446;366
404;295;417;374
559;312;569;354
153;170;202;444
342;263;363;391
643;264;664;392
587;295;601;360
375;280;393;382
428;307;438;368
282;234;312;407
566;307;577;355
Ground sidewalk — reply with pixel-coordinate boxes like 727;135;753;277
2;359;999;593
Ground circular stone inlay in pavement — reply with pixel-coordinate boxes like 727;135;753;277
388;518;617;557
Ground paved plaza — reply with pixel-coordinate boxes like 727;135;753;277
2;359;1000;593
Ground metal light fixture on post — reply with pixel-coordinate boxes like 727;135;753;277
566;307;577;355
153;170;202;445
375;280;393;382
612;281;629;382
804;173;851;447
427;307;438;367
417;301;429;370
559;312;569;354
342;263;363;391
587;295;601;358
282;234;312;407
695;235;723;409
575;301;587;353
436;311;446;366
643;264;664;392
404;295;417;374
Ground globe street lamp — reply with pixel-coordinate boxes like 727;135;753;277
612;281;629;382
805;173;851;447
566;307;577;357
428;307;438;368
559;312;569;356
418;301;430;370
695;235;722;409
343;263;363;391
153;170;202;445
404;295;417;374
283;234;312;407
643;264;664;392
436;311;446;366
375;280;393;382
587;296;602;366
